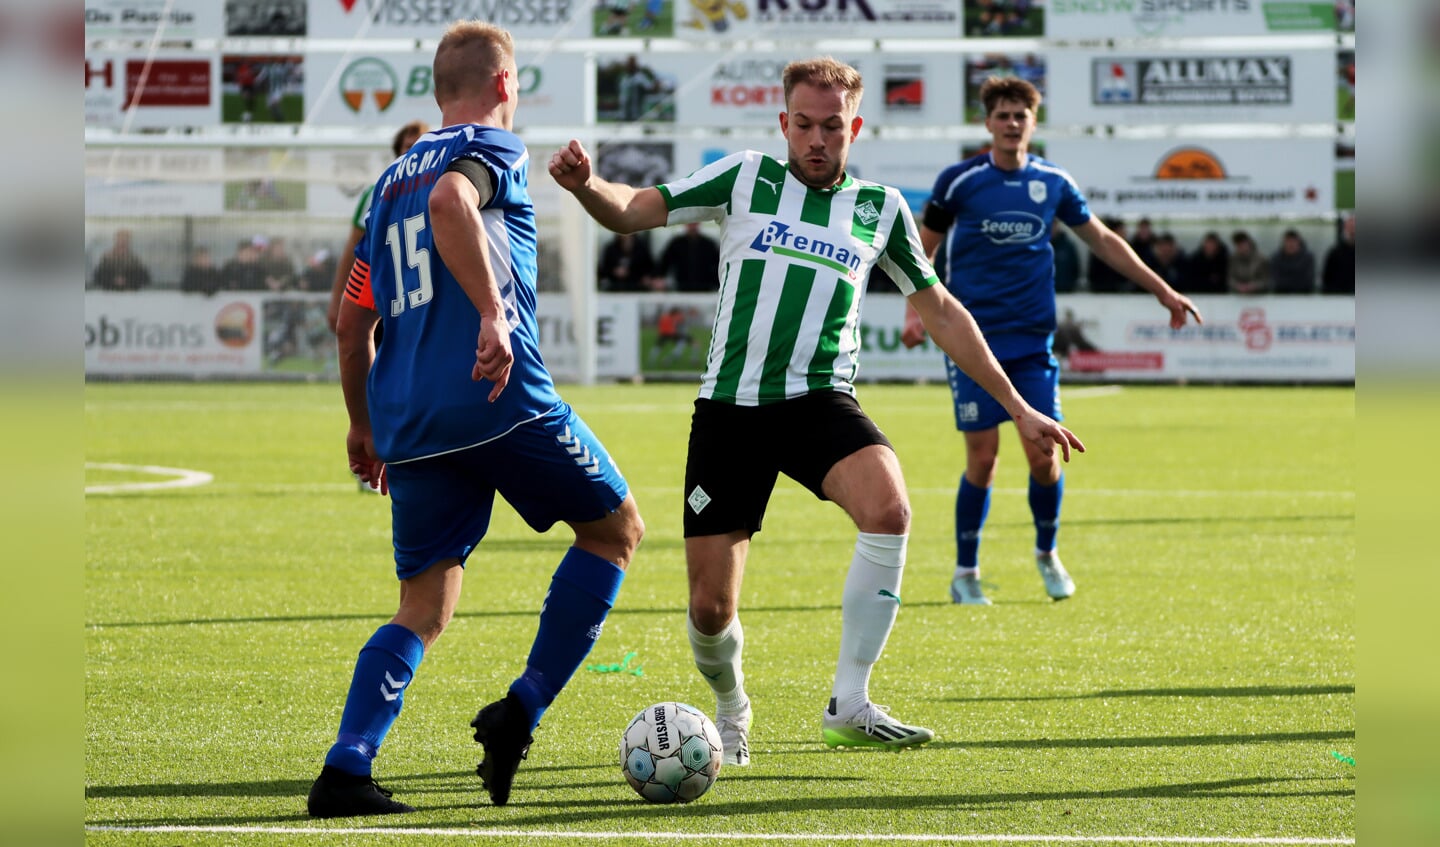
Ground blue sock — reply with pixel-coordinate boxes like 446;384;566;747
324;623;425;776
509;547;625;733
1029;472;1064;553
955;475;991;572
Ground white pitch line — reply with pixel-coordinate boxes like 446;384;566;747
83;825;1353;845
84;462;213;495
908;487;1352;499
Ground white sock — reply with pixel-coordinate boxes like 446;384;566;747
831;532;906;719
687;612;749;715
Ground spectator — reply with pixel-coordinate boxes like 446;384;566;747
1129;217;1158;271
1053;308;1098;360
597;232;657;292
657;223;721;292
180;245;225;295
1227;230;1271;294
1322;214;1356;295
618;56;656;122
1182;231;1228;294
1050;220;1079;293
222;240;267;291
1149;233;1186;289
1086;217;1128;292
91;229;152;291
302;249;337;292
259;236;298;291
1270;229;1317;294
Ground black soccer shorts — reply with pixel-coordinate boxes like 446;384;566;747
681;390;893;538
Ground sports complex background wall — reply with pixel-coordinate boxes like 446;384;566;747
83;0;1357;384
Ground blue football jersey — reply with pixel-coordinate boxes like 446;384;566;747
928;152;1091;360
346;124;562;463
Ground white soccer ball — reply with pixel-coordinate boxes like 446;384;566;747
620;701;723;803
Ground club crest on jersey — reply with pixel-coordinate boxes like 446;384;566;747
854;200;880;225
1028;180;1047;204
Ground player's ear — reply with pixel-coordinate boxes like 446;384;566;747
496;69;510;101
778;111;789;133
850;114;863;140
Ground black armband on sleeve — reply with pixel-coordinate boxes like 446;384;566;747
922;201;954;233
444;157;495;208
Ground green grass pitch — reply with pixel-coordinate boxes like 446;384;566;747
84;382;1353;845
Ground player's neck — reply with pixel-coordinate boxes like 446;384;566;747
990;148;1027;171
442;100;511;132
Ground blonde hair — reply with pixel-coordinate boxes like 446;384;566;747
782;56;864;114
433;20;514;105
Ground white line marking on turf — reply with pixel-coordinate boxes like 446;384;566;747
1061;385;1125;398
85;463;213;495
909;487;1353;499
83;825;1353;844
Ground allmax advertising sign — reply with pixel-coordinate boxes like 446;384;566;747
1047;48;1335;124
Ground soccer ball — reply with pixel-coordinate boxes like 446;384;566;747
620;702;723;803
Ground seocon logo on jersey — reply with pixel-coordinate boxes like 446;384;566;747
749;221;863;279
978;212;1046;246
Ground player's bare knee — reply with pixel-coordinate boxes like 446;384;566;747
857;496;910;536
688;595;735;635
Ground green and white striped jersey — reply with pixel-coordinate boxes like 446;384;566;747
657;150;939;406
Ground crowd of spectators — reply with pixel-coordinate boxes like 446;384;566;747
1054;215;1355;296
91;214;1356;298
596;225;722;292
90;231;339;296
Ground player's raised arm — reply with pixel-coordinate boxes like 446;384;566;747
1072;217;1203;329
907;285;1084;462
549;139;670;234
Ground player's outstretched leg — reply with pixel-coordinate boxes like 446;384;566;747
475;546;627;804
1036;550;1075;600
688;614;751;766
951;476;992;604
307;766;415;818
822;698;934;750
1029;474;1073;600
308;623;425;817
471;692;534;807
824;532;934;751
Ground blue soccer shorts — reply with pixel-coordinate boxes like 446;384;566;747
384;404;629;580
944;351;1062;432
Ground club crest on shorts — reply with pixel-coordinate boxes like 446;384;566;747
687;485;712;514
